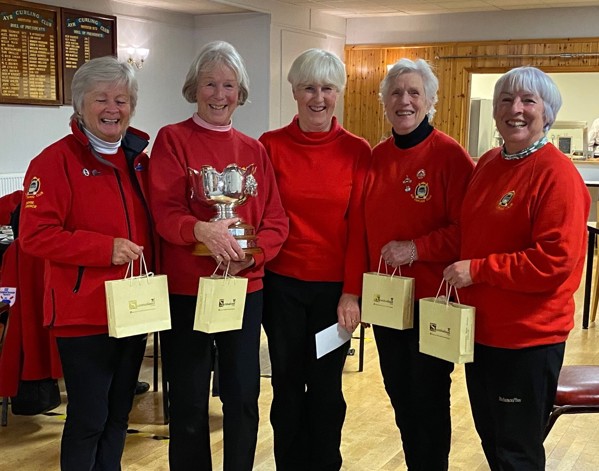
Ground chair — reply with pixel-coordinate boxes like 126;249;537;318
544;365;599;439
347;325;366;372
585;201;599;322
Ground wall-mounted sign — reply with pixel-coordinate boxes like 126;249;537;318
0;0;117;106
61;8;116;104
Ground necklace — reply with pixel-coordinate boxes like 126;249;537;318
501;136;548;160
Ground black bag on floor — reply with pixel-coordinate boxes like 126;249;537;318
11;378;61;415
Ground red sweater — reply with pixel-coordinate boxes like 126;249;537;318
348;130;474;300
259;116;371;287
149;118;288;296
459;144;590;348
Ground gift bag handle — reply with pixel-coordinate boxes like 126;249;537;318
123;253;153;281
212;260;232;279
434;279;461;306
377;256;400;278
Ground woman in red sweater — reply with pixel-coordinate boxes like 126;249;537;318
259;49;371;470
444;67;590;470
345;58;474;470
149;41;288;471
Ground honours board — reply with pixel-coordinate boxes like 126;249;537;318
0;0;116;106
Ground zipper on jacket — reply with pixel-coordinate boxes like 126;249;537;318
73;266;84;293
114;170;133;239
130;160;157;271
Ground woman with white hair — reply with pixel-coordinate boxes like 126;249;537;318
345;58;474;470
149;41;287;471
259;49;371;470
19;56;154;470
444;66;590;470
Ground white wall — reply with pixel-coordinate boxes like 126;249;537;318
347;6;599;44
193;13;271;139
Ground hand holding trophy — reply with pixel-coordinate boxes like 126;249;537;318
188;163;261;256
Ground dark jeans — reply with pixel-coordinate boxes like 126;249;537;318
56;333;147;471
263;271;348;471
161;291;262;471
466;342;565;471
373;305;454;471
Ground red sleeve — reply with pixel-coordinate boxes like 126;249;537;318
19;151;113;267
343;141;372;295
149;126;199;246
252;147;289;269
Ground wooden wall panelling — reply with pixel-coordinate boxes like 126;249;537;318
345;38;599;149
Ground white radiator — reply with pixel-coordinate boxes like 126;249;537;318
0;173;25;197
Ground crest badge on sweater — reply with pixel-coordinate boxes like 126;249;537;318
498;191;515;209
411;169;430;202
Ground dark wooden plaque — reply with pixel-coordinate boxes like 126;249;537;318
60;8;116;104
0;0;61;105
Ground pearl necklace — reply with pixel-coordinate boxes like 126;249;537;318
501;136;548;160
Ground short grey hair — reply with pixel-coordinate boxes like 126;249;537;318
287;49;346;92
380;58;439;119
493;66;562;132
182;41;249;106
71;56;138;122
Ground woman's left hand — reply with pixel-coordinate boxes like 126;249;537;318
337;293;361;333
381;240;416;267
443;260;473;288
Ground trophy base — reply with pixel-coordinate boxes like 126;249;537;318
192;243;262;256
192;223;261;257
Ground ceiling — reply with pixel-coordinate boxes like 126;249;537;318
116;0;599;18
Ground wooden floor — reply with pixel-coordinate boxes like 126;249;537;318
3;278;599;470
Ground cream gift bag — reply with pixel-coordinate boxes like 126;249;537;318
361;258;415;330
419;281;475;364
105;254;171;338
193;263;248;334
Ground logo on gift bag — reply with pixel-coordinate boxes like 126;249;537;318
373;294;394;308
128;298;157;313
429;323;451;339
218;298;237;310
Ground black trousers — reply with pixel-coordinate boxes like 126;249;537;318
373;304;454;471
56;333;147;471
161;291;262;471
466;342;565;471
263;271;348;471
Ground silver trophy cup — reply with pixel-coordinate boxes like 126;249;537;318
188;163;260;256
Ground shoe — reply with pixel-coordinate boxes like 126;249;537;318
134;381;150;395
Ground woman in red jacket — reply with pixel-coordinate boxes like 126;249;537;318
444;66;590;470
259;49;371;470
19;56;154;470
